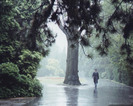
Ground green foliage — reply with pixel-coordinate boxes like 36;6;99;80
0;45;14;62
102;34;133;86
0;62;20;86
45;58;65;77
18;50;43;78
106;0;133;56
0;62;42;99
0;0;19;30
0;0;48;99
79;32;133;86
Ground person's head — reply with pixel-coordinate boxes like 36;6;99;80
95;69;97;72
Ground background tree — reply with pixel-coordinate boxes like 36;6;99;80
98;0;133;86
37;43;66;77
82;0;133;86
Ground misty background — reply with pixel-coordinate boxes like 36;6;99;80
37;22;108;79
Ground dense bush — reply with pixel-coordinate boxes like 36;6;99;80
0;62;20;86
0;62;42;99
0;0;49;99
18;50;42;78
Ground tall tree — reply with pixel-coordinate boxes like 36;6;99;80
29;0;133;85
50;0;103;85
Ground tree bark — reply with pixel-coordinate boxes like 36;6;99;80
63;39;81;85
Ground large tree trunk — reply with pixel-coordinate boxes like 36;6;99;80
63;39;81;85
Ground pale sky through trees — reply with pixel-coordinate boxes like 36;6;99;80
48;22;67;53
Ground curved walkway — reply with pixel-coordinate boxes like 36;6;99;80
28;78;133;106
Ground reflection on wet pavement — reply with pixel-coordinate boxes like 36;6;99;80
64;87;79;106
93;88;98;98
26;79;133;106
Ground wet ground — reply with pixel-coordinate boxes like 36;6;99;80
0;97;36;106
27;78;133;106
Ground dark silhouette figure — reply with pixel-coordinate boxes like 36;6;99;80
92;69;99;88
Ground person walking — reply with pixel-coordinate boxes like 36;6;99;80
92;69;99;88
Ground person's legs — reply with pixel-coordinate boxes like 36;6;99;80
94;79;97;88
95;83;97;88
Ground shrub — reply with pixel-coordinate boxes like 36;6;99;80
18;50;42;78
0;62;42;99
0;62;20;87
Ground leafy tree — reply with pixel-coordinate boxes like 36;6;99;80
18;50;43;78
105;0;133;57
0;0;49;98
49;0;103;85
45;58;64;76
29;0;133;85
107;34;133;86
96;0;133;86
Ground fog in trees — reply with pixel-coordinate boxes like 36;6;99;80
37;23;67;77
36;0;133;86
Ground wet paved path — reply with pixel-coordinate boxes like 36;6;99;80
28;78;133;106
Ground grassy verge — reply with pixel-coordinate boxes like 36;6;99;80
37;77;64;84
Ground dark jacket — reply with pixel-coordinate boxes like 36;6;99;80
92;72;99;84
